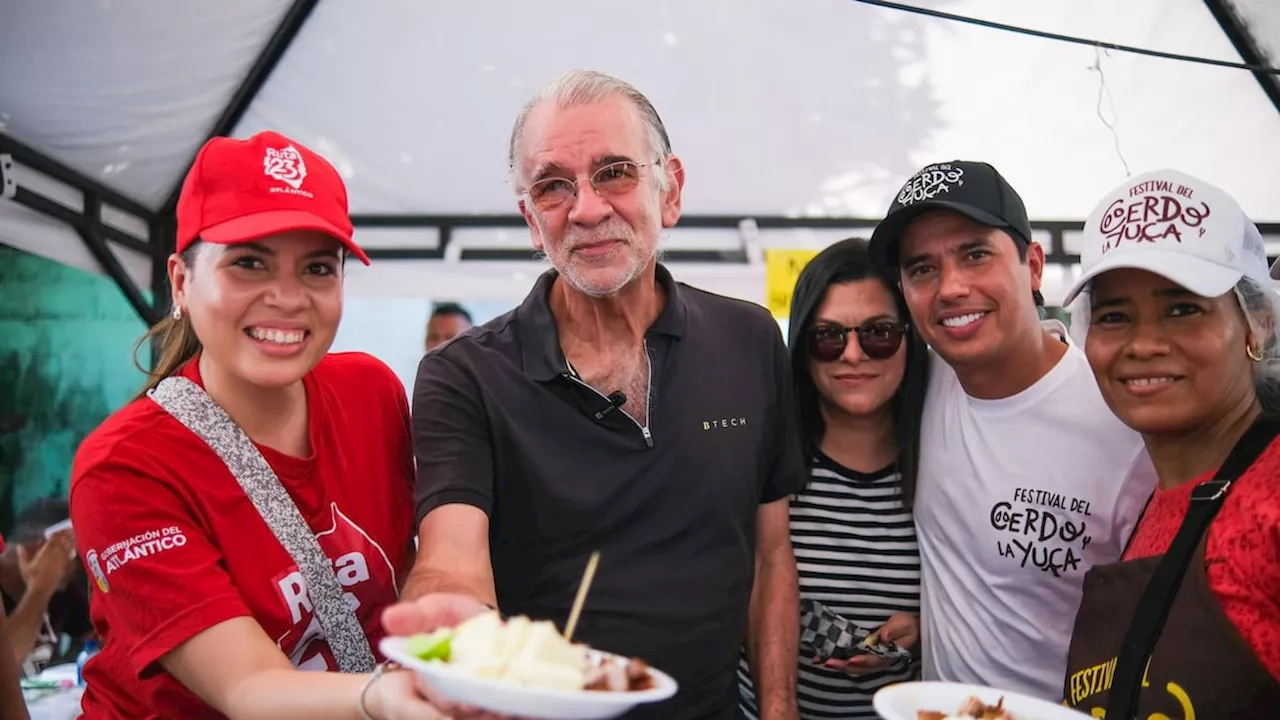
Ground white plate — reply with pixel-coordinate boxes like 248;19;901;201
873;681;1092;720
380;636;678;719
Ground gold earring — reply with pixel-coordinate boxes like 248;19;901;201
1248;344;1264;362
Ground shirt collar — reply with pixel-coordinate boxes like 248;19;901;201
516;263;688;381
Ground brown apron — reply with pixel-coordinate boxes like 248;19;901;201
1062;419;1280;719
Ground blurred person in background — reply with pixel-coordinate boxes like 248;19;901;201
0;602;30;720
424;302;473;352
0;497;92;675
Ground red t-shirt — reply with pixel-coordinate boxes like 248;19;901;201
69;352;415;719
1124;435;1280;681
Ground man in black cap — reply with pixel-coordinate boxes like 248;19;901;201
868;161;1155;701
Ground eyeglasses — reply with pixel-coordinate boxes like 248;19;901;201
525;160;657;212
805;321;909;362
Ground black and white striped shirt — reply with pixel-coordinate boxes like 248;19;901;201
738;454;921;719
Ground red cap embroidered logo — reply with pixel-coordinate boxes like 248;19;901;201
263;145;309;192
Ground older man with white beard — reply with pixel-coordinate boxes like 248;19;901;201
386;70;805;720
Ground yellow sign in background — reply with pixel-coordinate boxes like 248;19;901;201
764;249;821;318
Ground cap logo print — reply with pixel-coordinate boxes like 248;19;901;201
1061;168;1269;307
896;163;965;206
1097;179;1210;255
264;145;309;191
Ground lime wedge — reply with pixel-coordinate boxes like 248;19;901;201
406;629;452;661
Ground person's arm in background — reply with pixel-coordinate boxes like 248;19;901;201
745;318;806;720
0;602;30;720
747;499;799;720
398;352;499;607
8;531;75;664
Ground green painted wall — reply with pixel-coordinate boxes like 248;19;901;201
0;244;148;535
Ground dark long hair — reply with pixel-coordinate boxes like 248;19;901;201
787;237;930;508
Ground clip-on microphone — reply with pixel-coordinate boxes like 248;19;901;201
593;391;628;421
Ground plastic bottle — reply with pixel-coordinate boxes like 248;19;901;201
76;639;100;687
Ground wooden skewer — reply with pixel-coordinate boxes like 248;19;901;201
563;551;600;642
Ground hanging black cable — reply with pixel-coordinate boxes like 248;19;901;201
851;0;1280;74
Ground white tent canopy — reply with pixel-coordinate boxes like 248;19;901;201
3;0;1279;314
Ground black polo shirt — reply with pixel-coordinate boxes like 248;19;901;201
412;264;805;720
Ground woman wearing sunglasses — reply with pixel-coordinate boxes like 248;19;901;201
738;238;929;719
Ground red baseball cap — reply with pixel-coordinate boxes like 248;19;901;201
175;131;370;264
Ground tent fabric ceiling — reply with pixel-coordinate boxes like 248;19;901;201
2;0;1280;305
238;0;1280;223
0;0;295;209
1228;0;1280;66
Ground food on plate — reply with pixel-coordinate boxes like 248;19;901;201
584;655;654;692
405;610;655;692
918;695;1016;720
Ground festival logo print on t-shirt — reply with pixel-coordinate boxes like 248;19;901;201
990;487;1097;577
272;503;398;671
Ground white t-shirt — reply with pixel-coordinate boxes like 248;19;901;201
915;322;1155;701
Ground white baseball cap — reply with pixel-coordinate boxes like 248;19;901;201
1061;169;1268;306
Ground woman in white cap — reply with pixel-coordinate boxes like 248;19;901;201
68;131;463;719
1059;169;1280;718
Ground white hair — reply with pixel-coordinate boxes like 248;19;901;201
507;70;672;192
1071;276;1280;414
1234;276;1280;414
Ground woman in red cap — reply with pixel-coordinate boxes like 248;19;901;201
67;131;452;719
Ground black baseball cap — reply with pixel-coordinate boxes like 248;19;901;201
868;160;1033;269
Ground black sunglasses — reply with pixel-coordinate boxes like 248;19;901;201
805;321;909;362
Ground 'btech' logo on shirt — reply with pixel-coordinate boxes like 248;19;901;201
703;417;748;430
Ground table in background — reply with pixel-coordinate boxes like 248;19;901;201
23;663;82;720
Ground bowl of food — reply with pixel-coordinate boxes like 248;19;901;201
872;681;1092;720
380;610;678;719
